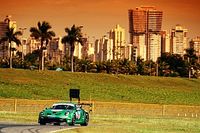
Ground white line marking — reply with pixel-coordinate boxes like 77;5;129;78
50;127;80;133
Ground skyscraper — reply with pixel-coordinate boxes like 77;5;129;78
161;31;170;53
128;6;163;61
170;24;188;55
0;22;8;38
74;42;83;59
48;37;64;65
0;21;9;58
149;34;161;62
109;24;126;60
0;15;17;58
87;42;95;61
94;36;113;62
133;34;146;60
191;37;200;62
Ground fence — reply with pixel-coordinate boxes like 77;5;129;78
0;99;200;118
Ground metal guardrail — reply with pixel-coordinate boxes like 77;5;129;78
0;99;200;118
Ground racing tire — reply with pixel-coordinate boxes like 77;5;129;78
80;113;89;126
39;121;46;125
54;123;60;126
38;118;46;125
68;115;76;126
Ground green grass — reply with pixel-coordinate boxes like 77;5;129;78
59;115;200;133
0;68;200;105
1;112;200;133
0;112;38;123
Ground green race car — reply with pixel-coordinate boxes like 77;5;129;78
38;102;89;126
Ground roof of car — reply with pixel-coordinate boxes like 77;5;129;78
52;102;76;107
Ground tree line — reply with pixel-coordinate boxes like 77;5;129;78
0;47;199;78
0;21;83;72
0;21;200;78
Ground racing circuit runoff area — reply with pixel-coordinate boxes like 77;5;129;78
0;89;200;133
0;99;200;133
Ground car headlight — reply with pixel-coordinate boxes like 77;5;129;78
40;112;44;116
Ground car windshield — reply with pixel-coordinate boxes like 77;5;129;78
52;105;74;110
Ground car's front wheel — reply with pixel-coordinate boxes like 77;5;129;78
39;120;46;125
80;113;89;126
38;118;46;125
68;115;76;126
54;122;60;126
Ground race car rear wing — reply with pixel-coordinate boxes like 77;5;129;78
78;102;93;113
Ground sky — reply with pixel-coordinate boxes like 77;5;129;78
0;0;200;42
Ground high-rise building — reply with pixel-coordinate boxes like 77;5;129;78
109;24;126;60
1;15;17;34
161;31;170;53
18;38;28;56
126;44;133;61
81;38;89;59
128;6;163;61
133;34;146;60
170;25;188;55
94;39;101;62
94;24;133;62
0;15;18;58
26;37;40;53
94;24;130;62
79;37;95;61
48;37;64;65
0;22;8;38
149;34;161;62
87;42;95;61
191;37;200;62
102;36;113;61
0;21;9;58
94;36;113;62
74;42;83;59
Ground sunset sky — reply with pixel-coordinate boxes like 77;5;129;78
0;0;200;42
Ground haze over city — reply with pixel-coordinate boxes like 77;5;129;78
0;0;200;41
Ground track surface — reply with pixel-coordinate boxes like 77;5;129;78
0;122;78;133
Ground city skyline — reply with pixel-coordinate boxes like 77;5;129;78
0;0;200;41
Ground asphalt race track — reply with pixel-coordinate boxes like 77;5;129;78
0;122;78;133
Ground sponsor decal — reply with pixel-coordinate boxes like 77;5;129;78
76;112;81;119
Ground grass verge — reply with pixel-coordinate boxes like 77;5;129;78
0;112;200;133
0;69;200;105
0;112;38;123
59;115;200;133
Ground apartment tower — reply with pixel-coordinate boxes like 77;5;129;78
191;37;200;62
170;25;188;55
0;15;17;58
128;6;163;61
109;24;126;60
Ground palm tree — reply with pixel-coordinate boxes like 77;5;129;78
136;56;145;75
184;47;198;78
30;21;55;70
61;25;83;72
0;26;22;68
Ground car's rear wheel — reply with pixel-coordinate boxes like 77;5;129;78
81;113;89;126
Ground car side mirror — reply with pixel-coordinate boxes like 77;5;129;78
76;105;82;110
